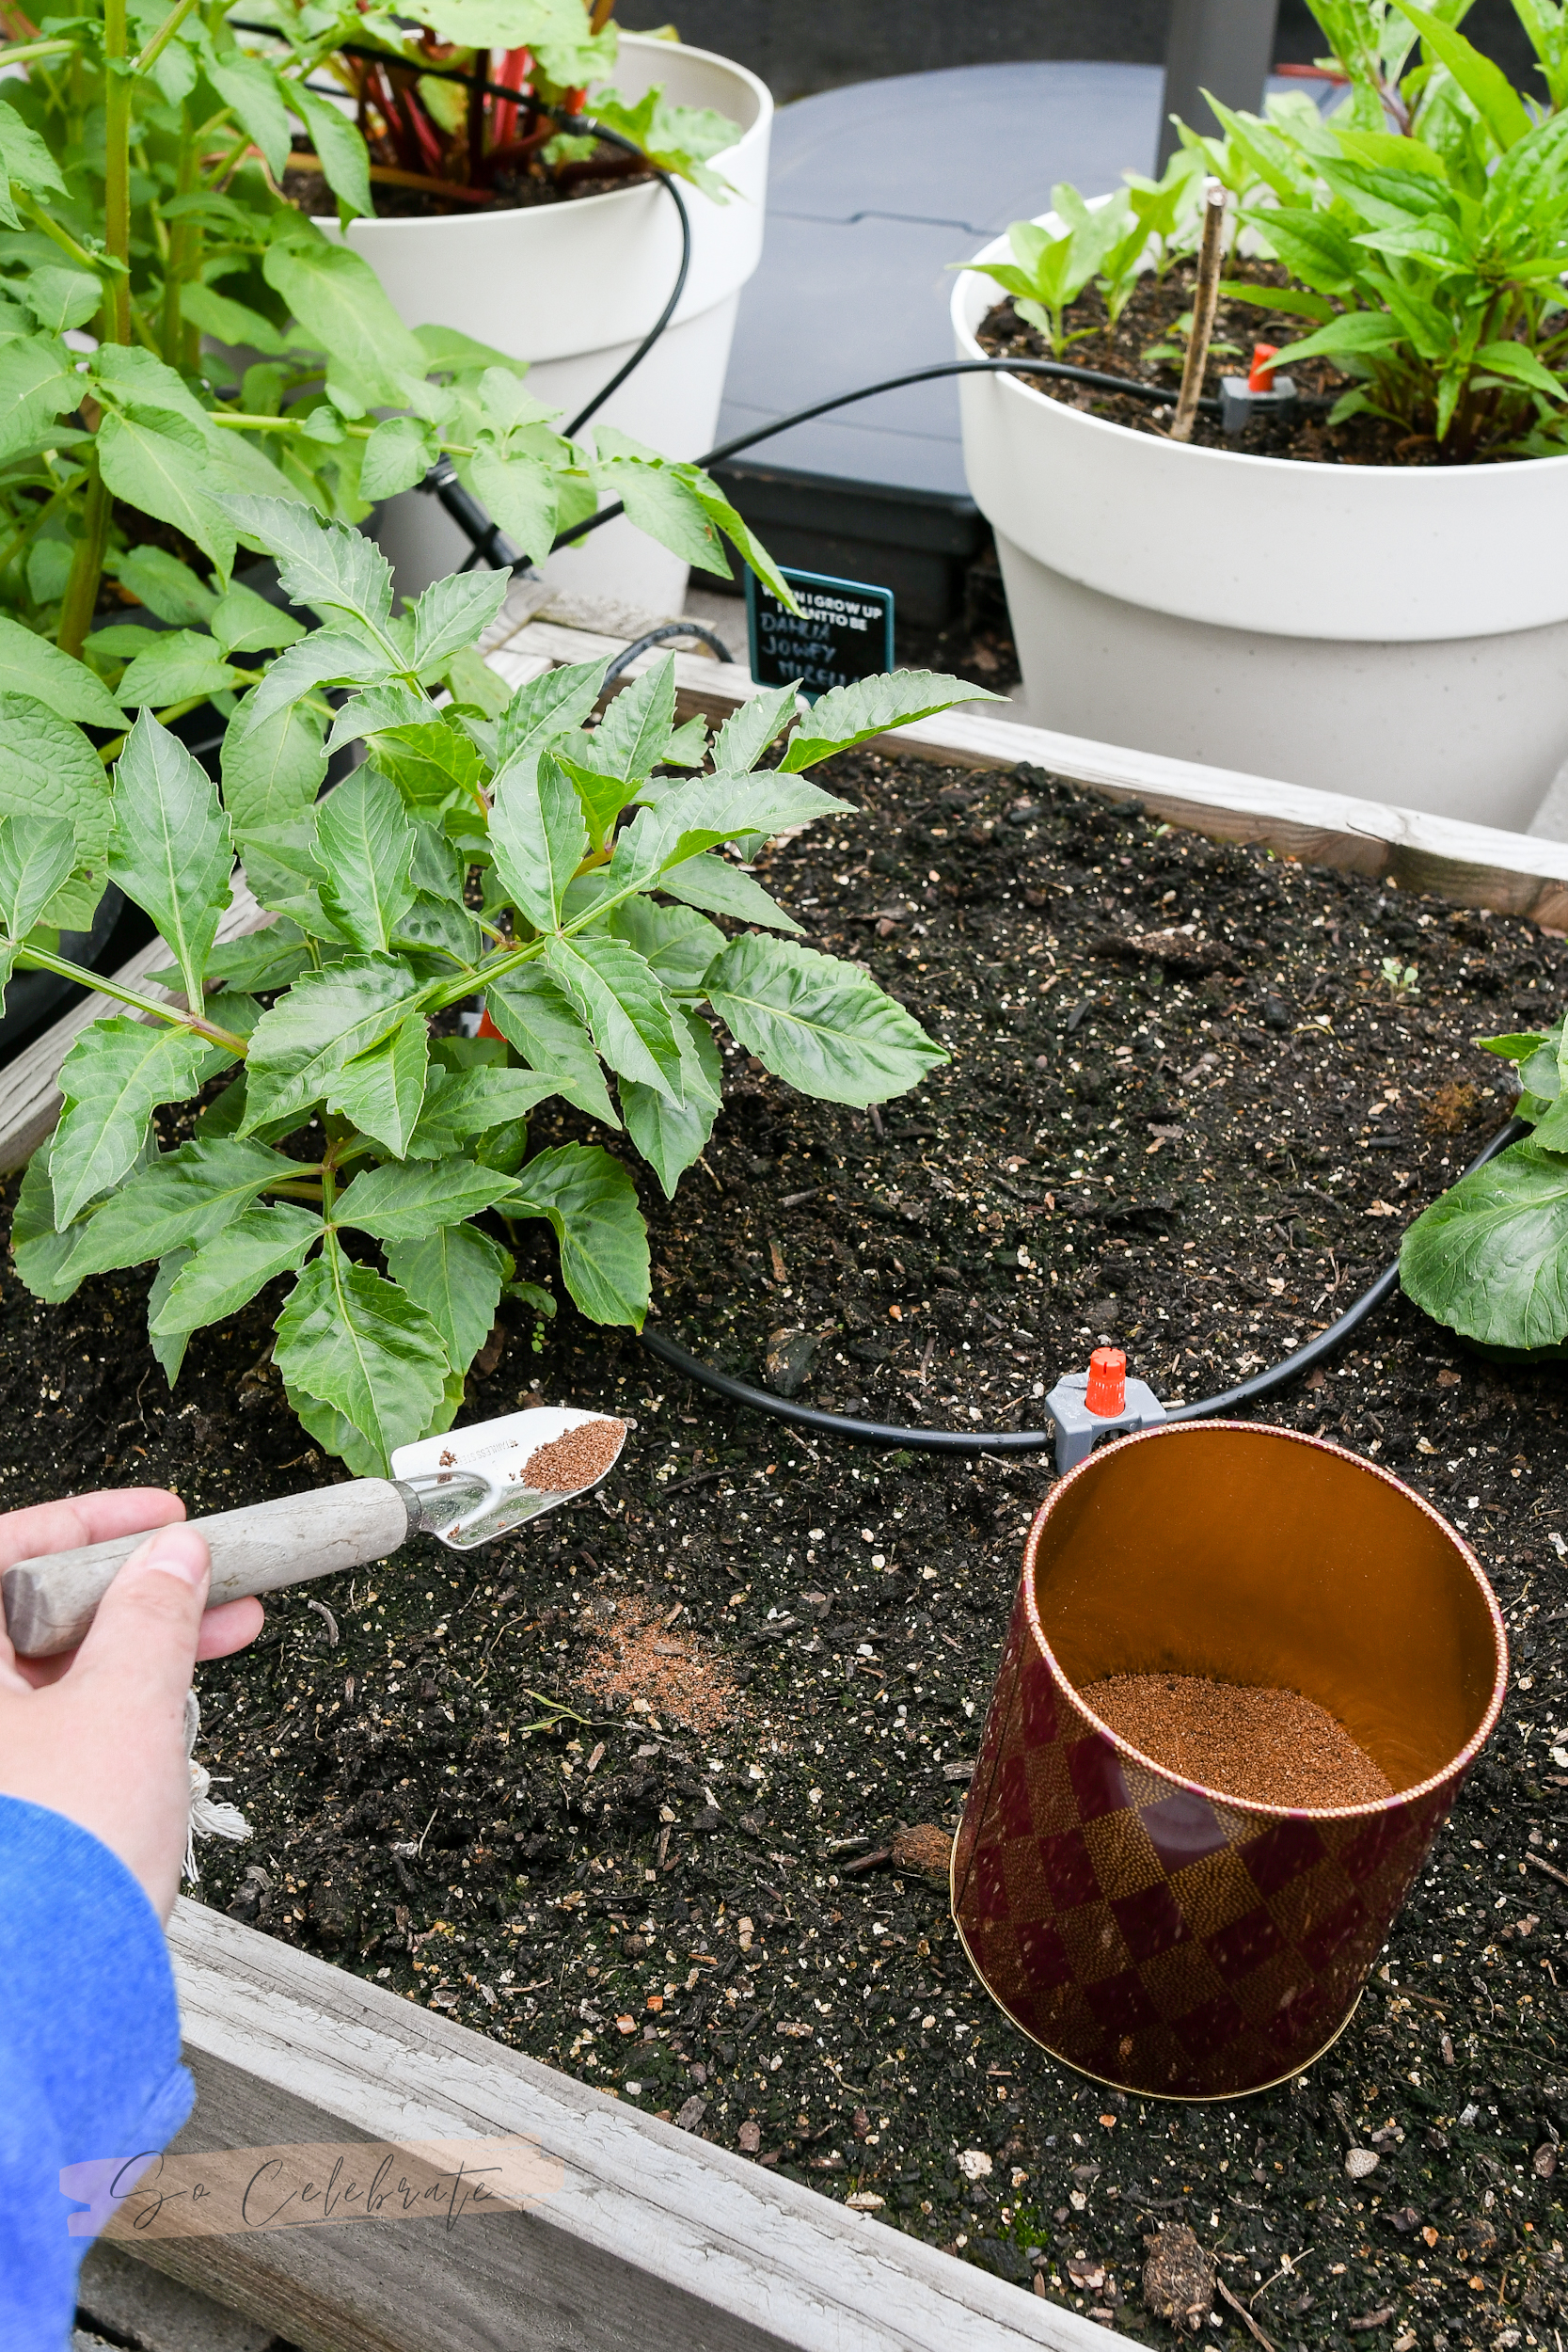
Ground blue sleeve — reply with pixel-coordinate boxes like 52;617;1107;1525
0;1796;193;2352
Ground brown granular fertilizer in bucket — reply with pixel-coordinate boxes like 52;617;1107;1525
522;1417;626;1492
1081;1673;1394;1810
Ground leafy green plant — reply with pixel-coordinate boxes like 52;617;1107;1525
1380;954;1419;998
4;499;996;1475
0;0;784;677
254;0;742;208
960;182;1168;355
1400;1019;1568;1352
968;0;1568;460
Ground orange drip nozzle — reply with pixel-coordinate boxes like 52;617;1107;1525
1085;1348;1127;1417
1247;342;1280;392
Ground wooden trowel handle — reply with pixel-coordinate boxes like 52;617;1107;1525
1;1480;416;1659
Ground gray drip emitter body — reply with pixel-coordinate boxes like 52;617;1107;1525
1042;1373;1168;1474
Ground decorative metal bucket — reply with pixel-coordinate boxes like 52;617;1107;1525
952;1423;1507;2100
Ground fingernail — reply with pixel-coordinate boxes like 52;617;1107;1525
124;1527;209;1589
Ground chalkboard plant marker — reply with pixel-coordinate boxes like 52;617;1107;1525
745;566;896;704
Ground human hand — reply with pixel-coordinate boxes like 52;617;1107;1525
0;1490;263;1920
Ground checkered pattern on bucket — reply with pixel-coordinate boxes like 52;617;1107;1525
953;1584;1464;2099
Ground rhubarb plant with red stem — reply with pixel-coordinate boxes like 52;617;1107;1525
0;0;782;723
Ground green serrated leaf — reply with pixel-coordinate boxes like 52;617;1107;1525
0;335;75;469
9;1138;81;1303
289;83;374;218
359;415;437;501
620;1005;722;1199
313;768;418;954
150;1200;324;1336
148;1248;193;1385
109;710;232;1006
53;1135;299;1279
261;230;427;412
334;1156;521;1241
246;631;391;728
323;1012;430;1159
496;657;609;768
116;629;241;709
544;932;683;1102
404;1065;558;1157
220;492;395;634
483;966;618;1128
275;1235;451;1473
490;745;587;935
98;412;234;584
605;896;725;993
53;1017;229;1226
0;613;125;728
610;770;849;895
511;1140;649;1327
705;933;945;1107
221;692;328;856
0;695;111;930
657;850;802;933
409;570;512;672
385;1220;506;1375
582;655;678;786
21;264;103;335
779;670;1002;771
0;809;73;944
209;582;305;657
204;48;292;179
711;683;800;776
241;956;424;1135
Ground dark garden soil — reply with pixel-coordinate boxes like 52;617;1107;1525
284;151;653;220
977;256;1440;464
8;755;1568;2343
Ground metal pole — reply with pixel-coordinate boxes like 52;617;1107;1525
1156;0;1281;173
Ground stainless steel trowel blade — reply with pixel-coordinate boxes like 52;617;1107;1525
392;1406;626;1550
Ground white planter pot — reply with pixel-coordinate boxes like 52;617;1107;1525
330;35;771;622
951;215;1568;832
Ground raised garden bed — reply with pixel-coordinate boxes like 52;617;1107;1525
8;721;1568;2344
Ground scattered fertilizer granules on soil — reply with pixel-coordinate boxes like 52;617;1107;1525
521;1417;625;1492
576;1594;740;1734
1082;1673;1393;1810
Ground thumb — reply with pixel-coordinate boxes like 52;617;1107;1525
73;1523;212;1712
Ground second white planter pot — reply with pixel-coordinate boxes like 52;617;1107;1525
952;216;1568;833
333;34;771;622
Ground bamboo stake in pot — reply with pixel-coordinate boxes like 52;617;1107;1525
950;1422;1507;2099
1170;178;1228;445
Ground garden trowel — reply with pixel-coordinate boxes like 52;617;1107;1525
1;1405;626;1659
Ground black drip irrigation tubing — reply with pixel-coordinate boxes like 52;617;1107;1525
641;1121;1528;1455
603;621;734;683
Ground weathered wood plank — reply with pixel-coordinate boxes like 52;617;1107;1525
0;876;270;1175
124;1899;1120;2352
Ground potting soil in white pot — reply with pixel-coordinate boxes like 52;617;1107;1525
951;214;1568;833
335;34;770;622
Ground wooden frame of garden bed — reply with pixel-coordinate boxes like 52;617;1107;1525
9;609;1567;2344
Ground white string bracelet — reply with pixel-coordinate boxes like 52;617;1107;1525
182;1691;251;1885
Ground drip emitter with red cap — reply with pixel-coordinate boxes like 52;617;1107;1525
1043;1346;1165;1472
